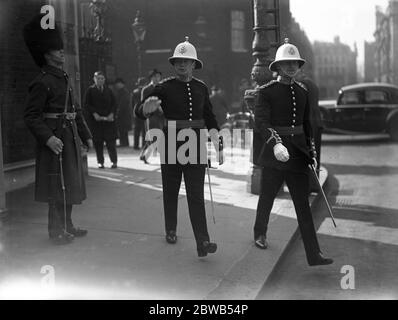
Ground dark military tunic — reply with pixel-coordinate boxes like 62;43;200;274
253;79;316;172
136;77;219;164
24;65;92;204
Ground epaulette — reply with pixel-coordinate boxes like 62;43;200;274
159;76;176;84
294;80;308;91
192;77;206;86
259;80;278;89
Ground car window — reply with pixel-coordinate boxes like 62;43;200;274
364;90;389;104
340;91;361;105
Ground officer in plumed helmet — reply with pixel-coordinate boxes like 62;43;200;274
23;14;93;245
135;37;224;257
253;39;333;266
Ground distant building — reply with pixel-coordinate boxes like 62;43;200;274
364;41;377;82
372;1;398;84
313;36;358;99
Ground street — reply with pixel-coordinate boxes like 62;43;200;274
257;134;398;300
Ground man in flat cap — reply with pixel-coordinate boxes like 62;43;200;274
135;37;224;257
23;13;93;245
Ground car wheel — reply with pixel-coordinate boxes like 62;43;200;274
388;114;398;141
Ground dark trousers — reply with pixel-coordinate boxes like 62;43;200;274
254;166;321;262
118;130;130;146
161;164;210;246
48;202;73;236
134;119;145;149
94;138;117;165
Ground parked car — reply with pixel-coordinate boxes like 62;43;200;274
220;111;253;131
319;82;398;141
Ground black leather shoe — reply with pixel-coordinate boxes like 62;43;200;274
111;163;117;169
98;163;105;169
308;252;334;266
66;227;88;237
49;232;74;245
254;235;268;249
165;230;177;244
197;241;217;257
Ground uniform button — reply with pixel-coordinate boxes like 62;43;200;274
189;97;192;100
188;92;191;95
293;120;296;123
293;102;296;106
189;119;192;121
293;108;296;111
293;96;296;100
189;103;192;106
293;114;296;117
291;125;295;128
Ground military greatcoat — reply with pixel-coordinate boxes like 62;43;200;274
24;65;92;204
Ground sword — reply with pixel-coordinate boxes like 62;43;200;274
207;160;216;225
309;164;337;228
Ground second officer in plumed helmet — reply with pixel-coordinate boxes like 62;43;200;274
252;39;333;266
135;37;224;257
23;13;93;245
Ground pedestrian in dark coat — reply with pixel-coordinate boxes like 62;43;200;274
23;14;93;245
210;86;229;127
84;71;118;168
253;38;333;266
114;78;132;147
132;77;147;150
135;37;224;257
139;69;164;163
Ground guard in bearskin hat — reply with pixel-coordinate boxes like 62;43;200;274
23;14;93;245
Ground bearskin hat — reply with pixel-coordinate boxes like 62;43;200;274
23;13;64;67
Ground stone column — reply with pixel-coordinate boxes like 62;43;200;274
246;0;280;195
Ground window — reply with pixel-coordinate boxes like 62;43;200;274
340;91;361;105
231;10;247;52
364;90;389;104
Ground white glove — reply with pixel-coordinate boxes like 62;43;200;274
273;143;290;162
143;97;162;117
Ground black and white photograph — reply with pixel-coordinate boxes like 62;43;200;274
0;0;397;307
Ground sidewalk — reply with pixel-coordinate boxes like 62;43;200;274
0;146;327;300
